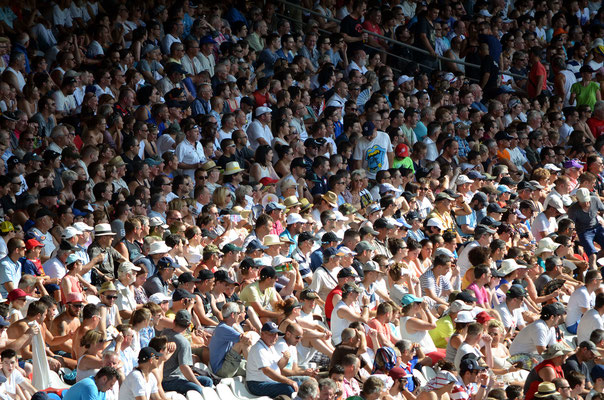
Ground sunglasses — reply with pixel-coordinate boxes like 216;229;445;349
105;295;118;300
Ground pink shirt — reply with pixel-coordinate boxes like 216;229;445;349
342;377;360;399
467;282;489;306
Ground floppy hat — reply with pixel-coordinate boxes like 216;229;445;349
454;311;475;323
263;234;284;246
148;241;172;255
497;259;526;276
535;237;561;255
321;191;338;207
542;342;573;360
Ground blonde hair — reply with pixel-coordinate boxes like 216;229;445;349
80;329;104;348
212;187;230;209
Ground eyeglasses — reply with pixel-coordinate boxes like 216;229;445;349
294;335;303;339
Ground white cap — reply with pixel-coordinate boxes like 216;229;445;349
336;246;357;256
73;222;93;232
434;247;455;258
255;106;272;116
546;195;566;214
456;175;474;185
379;183;403;195
396;75;413;86
149;293;171;304
426;218;444;230
544;163;561;172
149;217;169;229
333;211;349;222
117;261;141;275
286;213;308;225
576;188;591;203
272;255;293;268
478;9;492;17
62;226;82;239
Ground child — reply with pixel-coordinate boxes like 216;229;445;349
0;349;37;400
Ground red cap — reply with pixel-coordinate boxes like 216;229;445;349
25;239;43;250
66;292;84;303
476;311;494;324
395;143;409;158
7;289;27;302
259;177;279;185
388;367;408;381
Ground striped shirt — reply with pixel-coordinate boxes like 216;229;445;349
420;269;452;301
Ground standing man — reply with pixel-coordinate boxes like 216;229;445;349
352;121;393;180
247;107;273;151
118;347;163;400
0;238;25;298
568;188;604;269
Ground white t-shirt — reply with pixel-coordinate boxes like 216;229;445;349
246;339;281;382
530;212;557;239
566;286;595;327
494;302;525;331
274;338;297;370
308;266;341;300
118;369;158;400
577;308;603;344
454;342;482;370
0;369;25;395
509;319;555;355
246;120;273;152
352;132;393;180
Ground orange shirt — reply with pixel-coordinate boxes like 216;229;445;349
367;318;394;351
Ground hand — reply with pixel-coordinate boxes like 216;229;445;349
361;295;370;306
115;333;124;344
87;286;98;295
482;333;493;344
367;327;378;338
289;380;298;392
48;357;61;371
94;254;104;264
478;371;489;385
282;350;291;360
26;325;40;336
305;368;318;377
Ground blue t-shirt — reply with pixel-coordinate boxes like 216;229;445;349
63;376;105;400
209;322;242;373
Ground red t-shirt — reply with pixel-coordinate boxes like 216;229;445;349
253;91;270;108
588;117;604;139
528;61;547;98
325;286;343;326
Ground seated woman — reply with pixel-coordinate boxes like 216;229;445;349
76;329;113;382
398;294;445;365
276;297;334;358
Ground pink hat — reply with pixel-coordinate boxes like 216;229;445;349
7;289;27;302
66;292;84;304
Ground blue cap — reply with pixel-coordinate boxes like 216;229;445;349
396;218;412;229
246;239;268;252
261;321;283;334
323;247;339;258
200;35;217;45
362;121;375;136
401;294;423;306
65;254;80;266
467;170;486;180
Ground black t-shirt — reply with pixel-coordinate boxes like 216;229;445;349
414;15;435;51
340;15;364;54
480;55;500;92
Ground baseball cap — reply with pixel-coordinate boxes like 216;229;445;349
198;269;215;281
322;232;340;244
25;238;44;250
487;203;507;213
476;311;494;324
459;358;486;373
260;266;277;280
174;310;192;326
178;272;201;284
300;289;319;300
7;289;27;302
563;159;584;169
337;268;356;279
173;288;195;301
456;291;478;303
261;321;284;335
579;340;601;357
401;293;423;306
506;284;528;299
355;240;374;252
362;121;376;136
149;293;171;304
138;346;163;363
214;270;237;285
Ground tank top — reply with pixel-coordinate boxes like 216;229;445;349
399;316;437;353
325;287;343;325
76;355;99;382
445;333;461;363
121;238;142;262
560;70;577;106
330;301;352;345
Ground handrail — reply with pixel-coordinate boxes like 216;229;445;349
276;0;532;83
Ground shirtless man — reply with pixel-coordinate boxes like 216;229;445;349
7;301;48;361
72;303;101;359
49;293;83;355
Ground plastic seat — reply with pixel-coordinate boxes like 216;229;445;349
421;365;436;381
215;383;241;400
230;376;272;400
200;387;220;400
412;368;428;387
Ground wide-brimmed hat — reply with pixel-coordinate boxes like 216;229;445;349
94;224;115;236
321;191;338;207
223;161;244;175
263;234;284;246
283;196;302;208
497;259;526;276
536;237;561;255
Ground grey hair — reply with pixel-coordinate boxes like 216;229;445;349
362;376;385;395
396;339;413;353
318;378;338;392
18;274;37;290
594;100;604;113
222;302;240;319
340;328;356;342
298;378;319;400
351;169;366;180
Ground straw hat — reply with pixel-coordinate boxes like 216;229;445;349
223;161;244;175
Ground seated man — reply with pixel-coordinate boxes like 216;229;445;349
0;348;37;399
246;322;298;397
208;302;253;378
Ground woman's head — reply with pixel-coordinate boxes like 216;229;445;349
255;145;273;166
80;329;105;349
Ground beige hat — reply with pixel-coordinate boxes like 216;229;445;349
321;191;338;207
263;234;284;246
535;237;561;255
223;161;244;175
283;196;302;208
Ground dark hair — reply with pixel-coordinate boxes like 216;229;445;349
95;366;120;381
83;304;100;319
0;349;16;360
254;145;273;167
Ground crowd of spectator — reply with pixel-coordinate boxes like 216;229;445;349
1;0;604;400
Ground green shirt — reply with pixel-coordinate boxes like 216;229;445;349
429;314;454;348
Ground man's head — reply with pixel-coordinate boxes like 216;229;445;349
94;367;120;392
